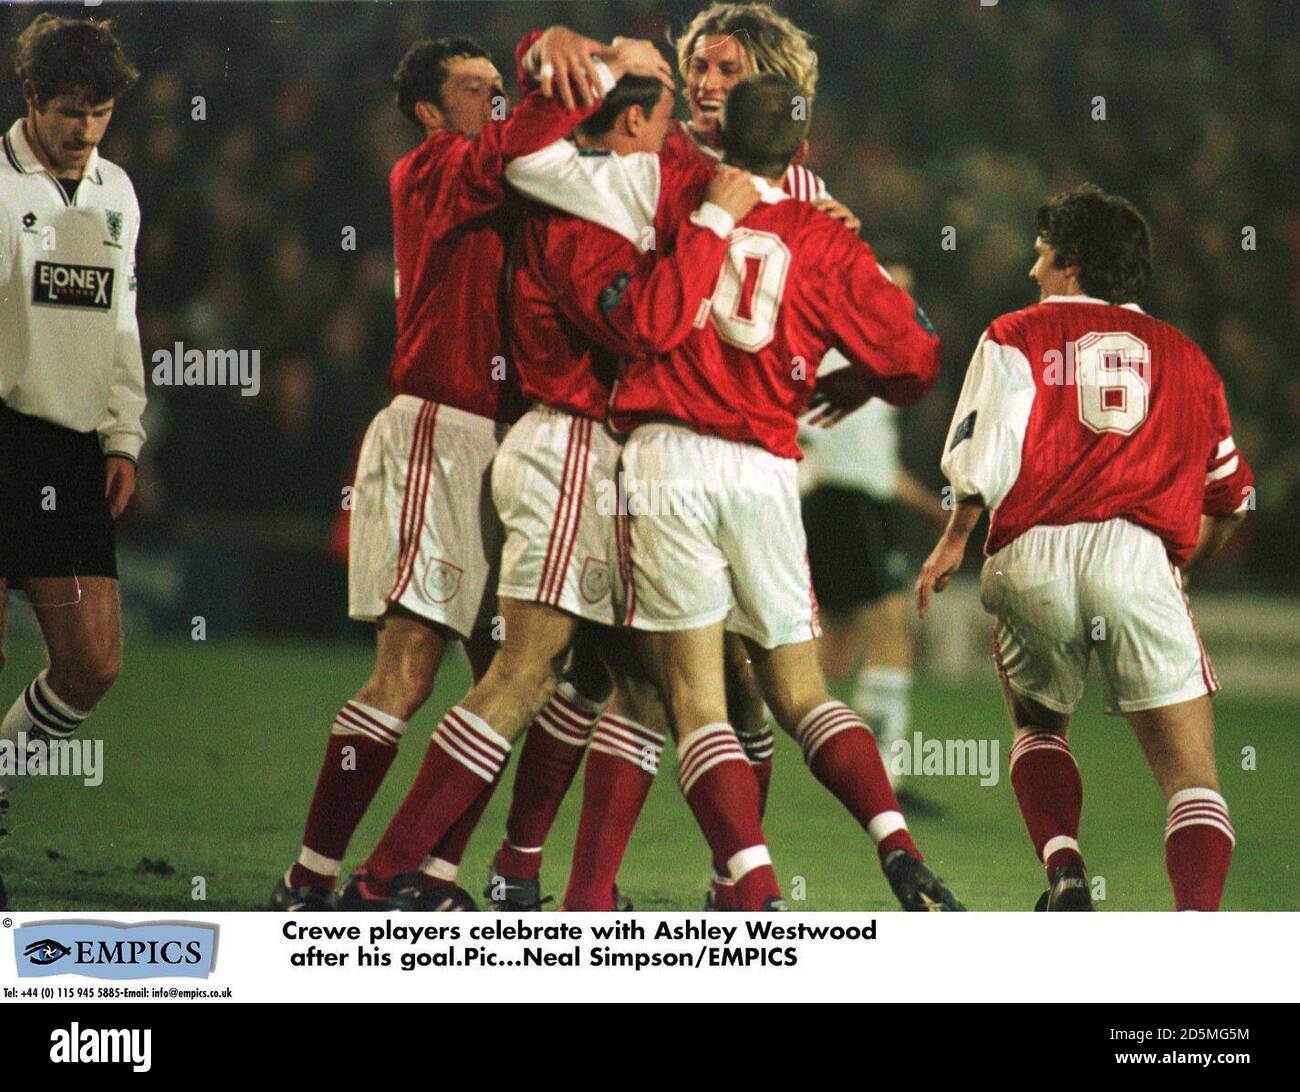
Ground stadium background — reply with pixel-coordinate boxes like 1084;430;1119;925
1;0;1296;910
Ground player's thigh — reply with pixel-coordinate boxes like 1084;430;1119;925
494;408;618;627
858;592;913;669
617;426;731;632
635;622;728;738
998;676;1071;738
489;596;578;684
718;448;819;650
27;576;122;686
349;397;499;641
364;605;453;711
743;636;828;733
1126;695;1218;797
724;631;766;733
1082;521;1219;716
813;609;861;684
980;528;1089;717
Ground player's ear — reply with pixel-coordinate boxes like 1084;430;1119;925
414;100;444;132
21;79;41;112
624;104;645;137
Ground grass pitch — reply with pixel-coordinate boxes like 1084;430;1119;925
2;634;1295;911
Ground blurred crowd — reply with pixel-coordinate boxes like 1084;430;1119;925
4;1;1295;590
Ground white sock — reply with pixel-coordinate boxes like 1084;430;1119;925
1;671;91;792
852;666;911;748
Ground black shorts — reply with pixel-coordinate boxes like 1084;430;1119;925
0;400;117;582
802;484;908;611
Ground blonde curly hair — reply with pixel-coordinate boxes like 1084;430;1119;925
675;2;819;103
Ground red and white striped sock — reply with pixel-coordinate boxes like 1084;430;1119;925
1008;728;1085;877
737;723;775;815
365;706;510;891
677;723;779;910
1165;787;1234;911
563;715;665;910
496;681;604;880
795;701;919;862
420;768;504;886
711;724;774;895
290;700;405;891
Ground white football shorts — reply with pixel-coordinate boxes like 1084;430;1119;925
615;422;820;649
492;404;621;626
980;517;1219;715
348;394;507;638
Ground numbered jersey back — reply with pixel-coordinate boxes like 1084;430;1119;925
969;296;1252;565
611;195;940;459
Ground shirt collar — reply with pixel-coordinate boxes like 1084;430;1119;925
1041;293;1144;313
6;117;102;183
754;175;788;204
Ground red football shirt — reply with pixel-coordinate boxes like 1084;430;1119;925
386;33;607;422
941;295;1254;564
506;135;837;425
608;181;941;458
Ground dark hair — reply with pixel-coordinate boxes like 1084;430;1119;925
1035;183;1153;303
578;75;664;139
394;37;490;129
14;14;138;106
719;72;808;178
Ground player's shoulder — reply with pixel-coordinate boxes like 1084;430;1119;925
90;154;138;207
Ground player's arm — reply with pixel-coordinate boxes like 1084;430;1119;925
822;235;941;407
915;328;1037;616
1185;375;1255;571
549;168;758;356
916;496;983;618
101;197;146;518
418;32;666;231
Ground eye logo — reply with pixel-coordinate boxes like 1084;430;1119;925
24;939;72;966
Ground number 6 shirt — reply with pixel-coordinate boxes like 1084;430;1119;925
941;294;1254;566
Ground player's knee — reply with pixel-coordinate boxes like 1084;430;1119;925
55;645;121;710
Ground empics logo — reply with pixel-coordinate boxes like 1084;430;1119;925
13;922;217;980
50;1024;151;1073
31;261;114;309
23;938;72;965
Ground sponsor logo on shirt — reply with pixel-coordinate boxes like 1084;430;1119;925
105;208;124;243
949;409;976;450
32;261;114;310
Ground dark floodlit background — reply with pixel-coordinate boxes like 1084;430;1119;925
3;0;1297;638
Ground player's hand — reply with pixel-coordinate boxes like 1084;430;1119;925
534;26;606;111
705;166;761;223
915;534;966;618
104;456;136;520
813;197;861;234
804;368;872;427
600;36;674;92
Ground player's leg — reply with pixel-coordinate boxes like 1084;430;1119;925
1086;521;1233;911
360;596;578;896
489;621;610;907
1;576;121;764
979;524;1094;908
999;679;1090;910
405;626;501;910
703;634;773;908
283;606;449;903
563;628;668;910
479;408;619;904
637;622;782;910
1125;696;1232;911
744;635;958;910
